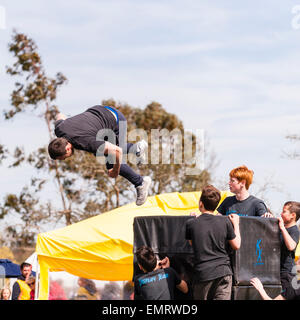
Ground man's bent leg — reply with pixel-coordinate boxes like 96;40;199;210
119;164;143;187
106;162;151;206
106;162;143;187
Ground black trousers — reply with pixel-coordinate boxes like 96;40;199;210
104;106;143;188
193;275;232;300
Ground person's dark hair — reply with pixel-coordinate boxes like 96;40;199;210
200;184;221;212
20;262;32;271
48;138;69;159
284;201;300;222
79;278;97;295
136;246;157;273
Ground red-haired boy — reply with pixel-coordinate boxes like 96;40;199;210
217;165;269;217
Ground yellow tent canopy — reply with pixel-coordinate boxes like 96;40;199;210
36;191;230;299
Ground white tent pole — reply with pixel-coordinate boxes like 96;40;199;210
34;255;40;300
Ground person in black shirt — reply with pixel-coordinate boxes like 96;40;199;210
217;165;270;217
186;185;241;300
134;246;188;300
48;105;151;206
249;201;300;300
278;201;300;294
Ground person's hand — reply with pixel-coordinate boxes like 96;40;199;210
250;277;264;291
108;168;119;178
190;212;200;217
278;216;285;231
228;213;239;225
158;256;170;269
262;212;274;218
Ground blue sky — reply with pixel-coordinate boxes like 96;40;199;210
1;0;300;222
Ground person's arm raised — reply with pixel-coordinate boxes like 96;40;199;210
159;257;188;294
278;217;297;251
228;214;241;250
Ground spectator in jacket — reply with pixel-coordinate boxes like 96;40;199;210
11;262;33;300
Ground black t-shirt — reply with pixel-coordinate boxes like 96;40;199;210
280;273;300;300
54;105;118;156
217;195;267;217
185;214;236;282
280;225;300;274
282;285;300;300
134;267;181;300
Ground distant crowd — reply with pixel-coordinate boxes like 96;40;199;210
0;261;132;300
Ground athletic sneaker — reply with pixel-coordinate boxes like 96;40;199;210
136;140;148;165
136;176;152;206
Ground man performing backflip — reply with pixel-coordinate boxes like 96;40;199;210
48;105;151;206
